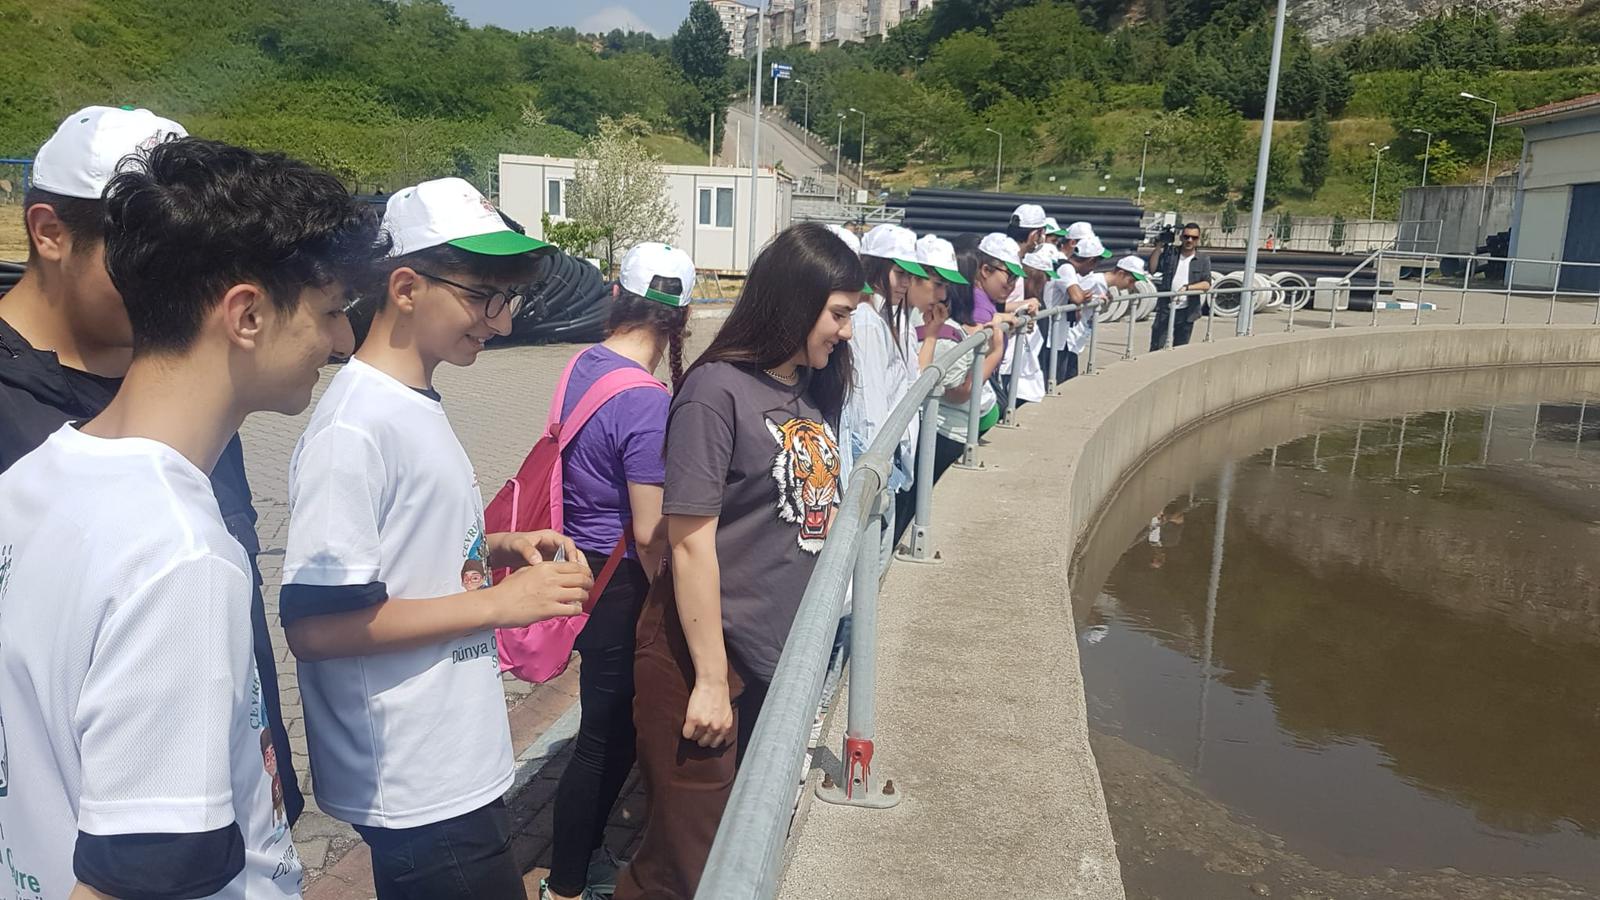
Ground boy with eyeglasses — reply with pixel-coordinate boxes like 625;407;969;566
281;177;594;897
1147;222;1213;350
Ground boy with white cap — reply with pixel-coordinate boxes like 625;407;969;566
282;177;594;897
0;106;309;836
1007;203;1049;256
0;135;388;898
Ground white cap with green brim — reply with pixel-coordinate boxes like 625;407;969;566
1023;246;1062;279
1115;254;1151;283
914;234;968;285
824;223;862;256
1066;221;1096;242
1010;204;1048;229
33;105;188;200
1073;234;1113;260
619;242;696;307
384;177;551;257
977;232;1026;278
860;224;928;277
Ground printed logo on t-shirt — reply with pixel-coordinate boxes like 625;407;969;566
452;519;499;665
765;416;841;554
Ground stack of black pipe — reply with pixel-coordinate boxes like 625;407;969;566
897;188;1145;253
503;247;612;345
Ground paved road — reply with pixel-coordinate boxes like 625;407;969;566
722;105;838;194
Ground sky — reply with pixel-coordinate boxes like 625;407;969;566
445;1;694;36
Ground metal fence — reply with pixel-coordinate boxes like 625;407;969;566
691;256;1600;899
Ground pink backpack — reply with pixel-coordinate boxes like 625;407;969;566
487;351;669;683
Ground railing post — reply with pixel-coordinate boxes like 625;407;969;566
1415;251;1429;325
817;490;900;809
1502;259;1516;324
897;391;943;564
1204;291;1216;342
1165;295;1177;348
1123;296;1137;359
1001;316;1025;427
956;342;984;470
1549;261;1562;325
1084;307;1099;375
1458;257;1473;325
1370;249;1382;327
1046;318;1060;395
1328;281;1338;331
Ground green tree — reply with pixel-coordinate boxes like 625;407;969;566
1183;94;1244;195
923;30;1007;111
1300;103;1331;193
567;117;679;271
992;1;1105;100
672;1;730;88
1220;201;1238;234
1330;213;1345;250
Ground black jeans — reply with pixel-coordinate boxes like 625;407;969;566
547;554;650;897
1149;303;1196;351
353;798;525;900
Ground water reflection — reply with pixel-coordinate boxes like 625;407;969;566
1072;367;1600;892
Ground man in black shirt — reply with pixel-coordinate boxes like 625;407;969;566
1146;222;1214;350
0;106;304;825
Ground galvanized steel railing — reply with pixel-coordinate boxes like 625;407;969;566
693;260;1600;900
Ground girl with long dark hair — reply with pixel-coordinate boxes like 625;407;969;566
615;223;863;900
540;244;694;900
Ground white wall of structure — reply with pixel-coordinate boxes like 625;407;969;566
1507;111;1600;290
498;155;794;274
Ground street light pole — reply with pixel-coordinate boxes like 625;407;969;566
1459;91;1499;233
795;79;811;134
849;106;867;199
984;127;1003;192
747;1;766;267
1368;142;1390;221
1237;0;1289;338
1137;130;1152;203
1411;128;1433;187
834;112;846;203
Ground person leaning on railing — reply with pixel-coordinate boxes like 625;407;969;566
613;223;863;900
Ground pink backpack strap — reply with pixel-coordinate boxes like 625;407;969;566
546;351;587;435
556;367;670;454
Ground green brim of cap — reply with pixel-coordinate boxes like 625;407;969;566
1099;249;1113;259
1003;261;1025;278
862;282;875;294
933;265;968;285
893;258;929;278
644;287;690;307
447;231;553;255
1049;228;1069;237
1130;271;1149;282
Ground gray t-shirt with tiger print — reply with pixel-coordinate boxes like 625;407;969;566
662;361;842;682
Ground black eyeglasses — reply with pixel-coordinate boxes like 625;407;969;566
414;269;526;319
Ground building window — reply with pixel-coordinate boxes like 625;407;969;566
547;178;570;219
698;186;734;228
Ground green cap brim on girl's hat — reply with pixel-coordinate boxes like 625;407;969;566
933;265;968;285
893;258;929;278
862;282;875;294
1098;248;1113;259
1003;260;1025;278
447;230;553;255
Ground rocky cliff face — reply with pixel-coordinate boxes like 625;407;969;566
1290;0;1581;45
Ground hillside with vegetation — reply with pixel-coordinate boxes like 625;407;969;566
0;0;738;192
758;0;1600;217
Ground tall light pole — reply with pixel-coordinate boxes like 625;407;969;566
1368;142;1390;221
747;1;766;266
849;106;867;200
1459;91;1499;233
1137;129;1152;203
1237;0;1288;338
794;79;811;133
834;112;846;202
1411;127;1433;187
984;127;1003;193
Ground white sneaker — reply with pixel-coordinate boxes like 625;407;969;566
540;880;601;900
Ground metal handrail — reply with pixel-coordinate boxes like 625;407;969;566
693;264;1600;900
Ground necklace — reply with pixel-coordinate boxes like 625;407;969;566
763;366;799;385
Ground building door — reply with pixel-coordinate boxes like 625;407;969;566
1560;182;1600;292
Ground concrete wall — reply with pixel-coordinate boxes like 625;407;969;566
1066;326;1600;561
1398;184;1515;256
498;155;792;273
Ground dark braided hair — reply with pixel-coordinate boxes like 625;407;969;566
606;289;691;390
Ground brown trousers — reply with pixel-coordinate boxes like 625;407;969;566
613;575;768;900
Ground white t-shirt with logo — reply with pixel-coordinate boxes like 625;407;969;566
283;359;511;829
0;426;301;899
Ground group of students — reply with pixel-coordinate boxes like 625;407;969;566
0;104;1155;900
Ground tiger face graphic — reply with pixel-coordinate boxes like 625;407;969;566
766;416;841;554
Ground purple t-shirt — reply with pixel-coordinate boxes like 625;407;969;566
972;285;999;325
560;345;670;557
